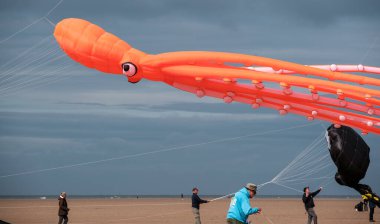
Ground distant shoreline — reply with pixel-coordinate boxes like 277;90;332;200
0;195;361;199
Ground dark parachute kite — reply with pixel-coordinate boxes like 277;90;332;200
326;124;379;207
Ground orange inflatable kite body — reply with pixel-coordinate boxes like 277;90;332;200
54;18;380;135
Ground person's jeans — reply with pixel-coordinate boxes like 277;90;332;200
370;207;375;221
192;207;201;224
58;215;68;224
306;208;317;224
226;218;245;224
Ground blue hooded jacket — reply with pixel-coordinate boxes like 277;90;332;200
226;187;259;223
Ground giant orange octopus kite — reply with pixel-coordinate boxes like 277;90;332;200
54;18;380;135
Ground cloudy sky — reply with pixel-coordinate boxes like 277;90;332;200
0;0;379;196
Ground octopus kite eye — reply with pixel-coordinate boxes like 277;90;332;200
122;62;137;77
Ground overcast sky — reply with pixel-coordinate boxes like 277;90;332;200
0;0;379;196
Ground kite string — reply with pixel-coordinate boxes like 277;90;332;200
0;53;67;91
271;132;326;183
0;63;76;97
208;130;332;202
273;182;304;193
0;35;54;70
0;63;78;97
272;135;323;179
209;181;272;202
0;39;60;87
0;122;321;179
0;38;59;81
0;18;44;44
45;0;64;18
0;50;64;89
0;0;63;94
0;0;64;44
261;211;275;224
276;159;333;184
0;35;81;96
262;130;333;194
277;156;332;182
274;143;330;182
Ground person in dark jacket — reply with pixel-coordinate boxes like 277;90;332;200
369;199;376;222
58;192;70;224
302;187;322;224
192;187;209;224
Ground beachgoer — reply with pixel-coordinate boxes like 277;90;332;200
302;187;322;224
192;187;209;224
355;201;364;212
369;199;376;222
226;183;261;224
58;192;70;224
362;195;369;211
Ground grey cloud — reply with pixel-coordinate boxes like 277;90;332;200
0;0;379;196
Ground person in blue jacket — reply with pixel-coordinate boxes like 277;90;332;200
226;183;262;224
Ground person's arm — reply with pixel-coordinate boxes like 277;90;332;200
200;198;208;203
241;196;259;216
59;199;69;211
311;189;321;197
302;194;309;204
195;194;208;204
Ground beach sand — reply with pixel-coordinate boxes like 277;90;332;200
0;197;378;223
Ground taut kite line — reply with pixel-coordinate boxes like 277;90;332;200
54;18;380;135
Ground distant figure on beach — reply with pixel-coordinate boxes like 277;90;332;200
355;201;365;212
362;195;369;211
181;193;184;200
302;186;322;224
192;187;209;224
226;183;261;224
58;192;70;224
369;199;376;222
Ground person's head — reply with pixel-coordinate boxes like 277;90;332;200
245;183;257;198
192;187;199;194
303;187;310;194
60;192;67;198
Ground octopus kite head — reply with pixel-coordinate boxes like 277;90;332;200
54;18;145;83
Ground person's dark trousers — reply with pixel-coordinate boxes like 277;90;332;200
58;215;68;224
226;218;245;224
370;207;374;221
306;208;317;224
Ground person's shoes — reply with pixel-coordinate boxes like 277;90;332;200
369;220;376;222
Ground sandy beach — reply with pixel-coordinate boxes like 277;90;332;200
0;197;378;224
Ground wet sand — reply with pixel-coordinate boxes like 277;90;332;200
0;197;378;223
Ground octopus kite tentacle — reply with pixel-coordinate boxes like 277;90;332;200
54;18;380;135
249;64;380;75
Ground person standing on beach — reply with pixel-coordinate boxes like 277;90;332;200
192;187;209;224
369;199;376;222
362;195;369;211
302;186;322;224
226;183;262;224
58;192;70;224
